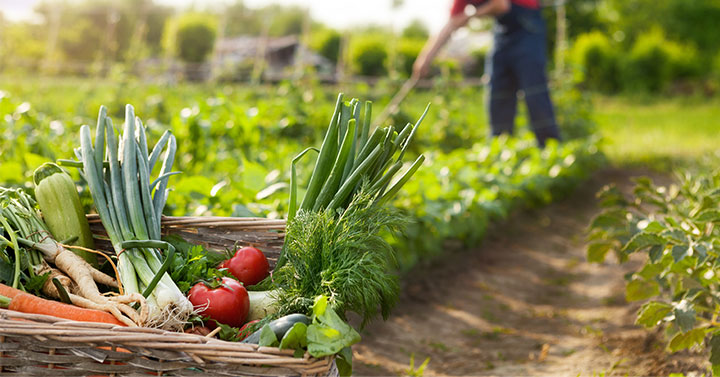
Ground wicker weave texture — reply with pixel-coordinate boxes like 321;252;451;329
87;215;286;266
0;309;335;376
0;216;340;376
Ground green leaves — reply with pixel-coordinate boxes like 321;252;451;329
279;322;308;357
695;209;720;222
709;334;720;373
672;300;696;333
258;325;279;347
636;301;671;328
626;278;659;301
589;169;720;370
621;232;667;253
668;328;705;352
166;234;228;293
306;295;361;358
587;242;613;263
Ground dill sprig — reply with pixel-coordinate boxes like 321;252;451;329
274;189;407;328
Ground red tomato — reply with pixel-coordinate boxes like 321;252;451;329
225;247;270;286
237;319;260;341
188;277;249;328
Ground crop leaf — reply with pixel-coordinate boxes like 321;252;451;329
637;263;664;280
661;229;686;244
307;295;361;358
695;209;720;223
672;299;696;333
636;301;671;328
622;232;667;253
641;221;665;234
587;242;613;263
668;328;705;352
709;333;720;375
648;245;664;263
590;212;625;230
279;322;308;358
336;346;353;377
671;245;691;263
626;278;659;301
258;324;279;347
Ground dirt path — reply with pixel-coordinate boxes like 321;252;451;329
352;169;708;376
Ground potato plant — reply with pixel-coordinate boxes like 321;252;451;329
589;169;720;374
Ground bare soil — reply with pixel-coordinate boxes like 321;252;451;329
352;169;709;377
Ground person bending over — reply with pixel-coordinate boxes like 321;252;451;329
413;0;561;147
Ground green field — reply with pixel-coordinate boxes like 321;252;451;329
593;95;720;169
0;76;600;269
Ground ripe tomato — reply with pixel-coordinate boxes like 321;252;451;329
223;246;270;286
188;277;249;328
237;319;260;341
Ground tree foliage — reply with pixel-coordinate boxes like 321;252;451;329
348;35;388;76
401;20;429;40
165;13;217;64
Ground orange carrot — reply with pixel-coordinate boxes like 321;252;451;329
0;283;25;299
3;292;126;326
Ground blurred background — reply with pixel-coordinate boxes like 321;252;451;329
1;0;719;238
1;0;717;89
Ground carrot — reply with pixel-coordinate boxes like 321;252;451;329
0;292;126;326
0;283;25;299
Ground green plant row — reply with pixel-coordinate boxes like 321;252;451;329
0;79;604;273
589;169;720;375
394;134;603;268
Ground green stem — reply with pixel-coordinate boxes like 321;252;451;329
0;294;10;308
52;278;73;304
0;217;22;289
120;240;175;298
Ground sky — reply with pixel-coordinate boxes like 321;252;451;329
0;0;453;34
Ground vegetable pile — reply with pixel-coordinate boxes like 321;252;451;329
0;93;425;375
588;169;720;374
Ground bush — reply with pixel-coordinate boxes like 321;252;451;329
622;30;675;92
401;20;429;40
664;42;702;80
463;48;487;78
165;13;217;64
394;38;424;77
569;31;620;92
622;29;701;92
310;29;341;64
348;35;388;76
712;52;720;82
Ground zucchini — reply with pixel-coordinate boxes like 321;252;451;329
33;163;97;266
241;313;311;344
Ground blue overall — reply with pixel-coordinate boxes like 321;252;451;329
485;3;560;146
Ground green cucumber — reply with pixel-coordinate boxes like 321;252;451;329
241;313;311;344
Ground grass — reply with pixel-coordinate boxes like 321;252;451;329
593;94;720;170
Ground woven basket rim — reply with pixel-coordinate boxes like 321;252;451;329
0;216;339;376
0;308;333;375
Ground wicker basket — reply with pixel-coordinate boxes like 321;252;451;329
0;216;338;377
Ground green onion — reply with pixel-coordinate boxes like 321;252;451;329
72;105;192;329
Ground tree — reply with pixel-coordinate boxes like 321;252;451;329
401;19;429;40
166;13;217;64
348;34;388;76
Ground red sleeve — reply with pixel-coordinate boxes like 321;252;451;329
450;0;469;16
451;0;492;16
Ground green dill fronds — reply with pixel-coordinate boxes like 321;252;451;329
274;190;407;328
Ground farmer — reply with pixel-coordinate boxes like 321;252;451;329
412;0;561;147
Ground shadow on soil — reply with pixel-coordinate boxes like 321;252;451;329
352;168;708;377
